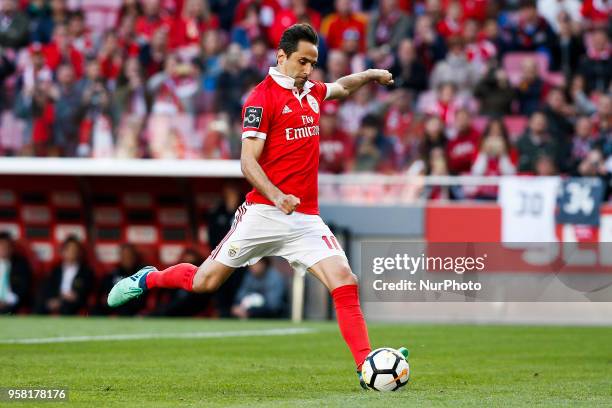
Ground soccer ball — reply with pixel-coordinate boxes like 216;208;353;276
361;348;410;392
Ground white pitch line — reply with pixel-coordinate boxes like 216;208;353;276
0;327;316;345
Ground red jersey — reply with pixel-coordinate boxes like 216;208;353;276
242;67;329;215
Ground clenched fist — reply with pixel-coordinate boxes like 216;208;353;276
368;69;394;86
274;193;301;215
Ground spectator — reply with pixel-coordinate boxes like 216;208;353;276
463;19;498;75
337;85;379;135
474;67;515;116
112;57;148;128
580;0;611;27
420;82;466;126
68;10;94;58
542;87;573;166
389;38;428;95
52;63;83;156
0;232;32;314
509;0;556;53
549;12;585;79
169;0;219;53
0;0;29;49
437;0;463;39
593;95;612;156
0;52;16;113
593;95;612;138
537;0;582;33
383;88;418;166
139;26;170;78
407;115;447;175
578;29;611;94
77;59;113;157
148;54;199;115
231;258;286;319
14;77;55;156
26;0;53;44
412;14;447;73
231;2;267;47
517;110;559;172
43;24;84;78
215;43;260;119
471;118;517;199
319;100;354;173
97;32;126;83
246;36;276;78
320;0;366;52
515;57;544;115
430;36;480;93
367;0;412;68
268;0;321;48
325;49;350;82
445;108;481;174
424;147;458;200
208;183;246;317
353;114;397;172
134;0;173;44
576;148;607;178
34;236;93;315
534;153;558;175
93;244;146;316
569;75;597;116
571;116;596;172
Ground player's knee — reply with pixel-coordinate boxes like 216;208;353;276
336;264;358;286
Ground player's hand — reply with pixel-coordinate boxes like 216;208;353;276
274;193;301;215
369;69;394;86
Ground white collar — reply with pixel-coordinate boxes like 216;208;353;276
268;67;314;91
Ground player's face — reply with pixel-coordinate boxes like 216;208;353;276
278;40;318;89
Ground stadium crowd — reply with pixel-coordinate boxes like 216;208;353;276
0;1;610;187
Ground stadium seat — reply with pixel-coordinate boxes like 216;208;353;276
502;52;550;86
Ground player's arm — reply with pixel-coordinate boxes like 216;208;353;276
325;69;394;100
240;138;301;215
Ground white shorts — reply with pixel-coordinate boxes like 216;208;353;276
211;202;347;275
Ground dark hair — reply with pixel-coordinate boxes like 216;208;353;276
278;24;318;58
0;231;13;242
481;117;510;151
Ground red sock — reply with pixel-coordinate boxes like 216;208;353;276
145;263;197;291
331;284;371;369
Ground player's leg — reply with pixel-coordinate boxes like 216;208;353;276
107;257;235;307
308;256;371;371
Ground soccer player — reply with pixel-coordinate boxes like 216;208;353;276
108;23;407;388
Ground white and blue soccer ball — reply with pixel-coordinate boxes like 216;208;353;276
361;348;410;392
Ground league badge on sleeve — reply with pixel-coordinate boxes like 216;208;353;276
243;107;263;129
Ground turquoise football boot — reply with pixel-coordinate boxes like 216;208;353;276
107;266;156;308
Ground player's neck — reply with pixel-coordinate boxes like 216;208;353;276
275;65;303;91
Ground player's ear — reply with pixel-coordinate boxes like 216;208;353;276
277;49;286;65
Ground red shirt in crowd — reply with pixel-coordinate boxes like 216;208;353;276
168;14;219;49
43;43;84;78
241;67;329;214
321;13;367;52
446;126;480;174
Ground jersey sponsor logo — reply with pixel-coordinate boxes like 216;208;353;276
306;94;319;113
285;125;320;141
243;106;263;128
282;105;292;114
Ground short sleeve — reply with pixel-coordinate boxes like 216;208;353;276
241;90;270;140
310;81;330;102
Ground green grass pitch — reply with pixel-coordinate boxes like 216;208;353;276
0;317;610;407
